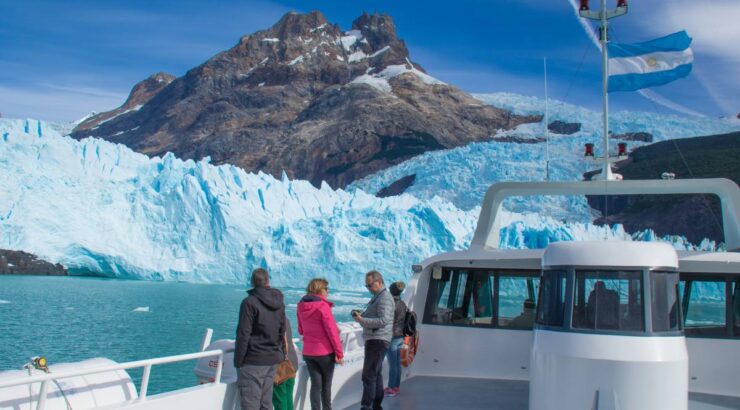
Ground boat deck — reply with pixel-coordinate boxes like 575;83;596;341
341;376;740;410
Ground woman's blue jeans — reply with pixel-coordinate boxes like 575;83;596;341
386;337;404;389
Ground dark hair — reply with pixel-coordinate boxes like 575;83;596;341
389;281;406;296
365;270;384;285
251;268;270;288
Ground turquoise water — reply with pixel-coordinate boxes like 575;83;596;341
0;276;367;395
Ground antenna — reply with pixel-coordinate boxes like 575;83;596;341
544;57;550;181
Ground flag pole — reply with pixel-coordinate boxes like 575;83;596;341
600;0;613;180
579;0;627;180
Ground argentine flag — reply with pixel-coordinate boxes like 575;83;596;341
607;31;693;92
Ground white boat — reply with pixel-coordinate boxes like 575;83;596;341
2;179;739;410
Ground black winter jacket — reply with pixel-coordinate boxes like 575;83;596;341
234;287;286;367
392;296;408;338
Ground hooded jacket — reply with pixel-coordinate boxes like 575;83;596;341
234;287;286;367
297;295;344;359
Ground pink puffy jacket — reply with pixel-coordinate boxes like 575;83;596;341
297;295;344;359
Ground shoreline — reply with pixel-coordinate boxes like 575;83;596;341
0;249;68;276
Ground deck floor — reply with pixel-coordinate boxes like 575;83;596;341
341;376;740;410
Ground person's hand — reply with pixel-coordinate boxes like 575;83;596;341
336;357;344;365
353;313;362;323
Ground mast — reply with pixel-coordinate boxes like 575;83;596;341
600;0;612;180
579;0;627;180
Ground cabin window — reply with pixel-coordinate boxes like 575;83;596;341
651;272;682;332
427;269;494;326
572;270;644;332
536;270;567;327
497;275;540;329
424;268;539;329
680;278;728;337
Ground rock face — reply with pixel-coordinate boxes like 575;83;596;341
548;120;581;135
71;11;537;188
376;174;416;197
0;249;68;276
75;72;175;132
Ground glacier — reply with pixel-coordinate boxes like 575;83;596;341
0;98;732;288
350;92;740;221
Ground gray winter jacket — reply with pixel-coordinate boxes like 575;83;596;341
358;287;395;343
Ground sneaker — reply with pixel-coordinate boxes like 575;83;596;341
384;387;399;397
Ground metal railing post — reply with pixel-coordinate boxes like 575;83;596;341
139;364;152;400
36;381;49;410
200;328;214;351
214;353;223;383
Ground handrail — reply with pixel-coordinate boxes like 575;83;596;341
471;178;740;251
0;348;234;410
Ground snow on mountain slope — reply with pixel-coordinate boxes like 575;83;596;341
0;118;721;288
350;92;740;221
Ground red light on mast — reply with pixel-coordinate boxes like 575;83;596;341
584;143;595;157
617;0;627;7
580;0;590;11
618;142;627;156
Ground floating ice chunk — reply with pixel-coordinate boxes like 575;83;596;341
132;306;150;313
0;300;10;304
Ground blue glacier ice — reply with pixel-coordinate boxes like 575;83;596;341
0;100;729;288
350;92;740;221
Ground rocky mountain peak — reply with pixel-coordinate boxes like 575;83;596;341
123;72;175;110
271;10;330;38
71;10;539;188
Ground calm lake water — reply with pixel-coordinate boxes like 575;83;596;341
0;276;367;395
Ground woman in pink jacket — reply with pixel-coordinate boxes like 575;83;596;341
297;278;344;410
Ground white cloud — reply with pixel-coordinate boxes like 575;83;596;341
0;84;126;123
647;0;740;63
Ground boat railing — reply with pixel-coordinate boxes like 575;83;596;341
0;347;234;410
471;178;740;251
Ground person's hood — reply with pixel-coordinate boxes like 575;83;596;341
248;287;284;310
298;294;334;316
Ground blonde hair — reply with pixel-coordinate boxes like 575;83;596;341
306;278;329;295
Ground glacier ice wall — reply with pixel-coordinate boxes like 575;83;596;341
2;119;480;288
0;117;722;288
350;92;740;221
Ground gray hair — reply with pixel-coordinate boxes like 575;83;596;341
365;270;384;285
251;268;270;288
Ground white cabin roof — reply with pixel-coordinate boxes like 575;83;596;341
543;241;678;269
417;244;739;274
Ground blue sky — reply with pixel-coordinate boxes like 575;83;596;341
0;0;737;122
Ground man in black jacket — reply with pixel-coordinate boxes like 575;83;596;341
234;268;286;410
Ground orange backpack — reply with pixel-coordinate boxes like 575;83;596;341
400;333;419;367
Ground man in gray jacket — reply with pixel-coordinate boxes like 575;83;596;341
353;270;395;410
